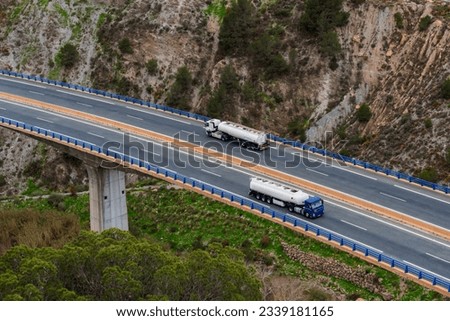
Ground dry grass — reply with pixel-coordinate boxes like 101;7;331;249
0;209;80;255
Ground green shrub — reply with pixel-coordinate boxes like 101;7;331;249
166;66;193;110
55;43;79;69
320;31;342;57
424;118;432;129
299;0;349;35
418;167;438;182
251;32;289;78
394;12;404;29
419;15;432;31
146;59;158;75
118;38;133;54
218;0;256;56
206;65;240;118
0;175;6;187
441;78;450;99
356;103;372;122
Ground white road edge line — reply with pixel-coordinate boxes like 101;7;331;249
124;106;192;125
394;184;450;205
306;168;329;176
0;107;5;110
0;76;47;88
379;192;406;202
426;253;450;265
329;162;378;180
36;117;53;124
87;132;105;139
326;199;450;250
56;89;116;105
29;90;44;96
200;168;222;177
340;219;367;231
126;114;143;121
403;260;450;282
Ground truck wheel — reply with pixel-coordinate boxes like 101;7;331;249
256;193;261;200
288;205;294;212
266;197;272;204
221;135;226;141
261;195;266;202
207;132;212;137
305;212;310;218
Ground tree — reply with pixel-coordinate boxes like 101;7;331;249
166;66;193;110
207;65;240;118
219;0;257;57
118;38;133;54
356;103;372;122
0;229;262;300
319;31;341;57
299;0;349;35
55;43;79;69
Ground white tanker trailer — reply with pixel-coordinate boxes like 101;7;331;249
249;177;324;218
204;119;269;151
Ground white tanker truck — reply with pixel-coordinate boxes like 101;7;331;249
204;119;269;151
249;177;324;218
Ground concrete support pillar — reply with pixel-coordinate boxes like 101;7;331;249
86;166;128;232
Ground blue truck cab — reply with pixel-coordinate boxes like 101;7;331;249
304;196;324;218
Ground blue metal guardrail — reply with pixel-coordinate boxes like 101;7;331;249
0;69;448;194
0;115;449;294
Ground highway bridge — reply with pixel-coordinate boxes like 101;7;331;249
0;73;449;295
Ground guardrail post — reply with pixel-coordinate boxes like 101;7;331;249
283;215;286;222
391;259;395;268
352;244;356;251
250;202;254;209
418;271;422;279
404;265;408;273
340;238;344;246
365;249;369;256
201;183;204;191
240;199;244;206
183;177;186;184
272;210;275;218
294;220;297;227
305;224;308;232
174;174;177;181
328;234;332;241
316;229;320;236
229;194;232;201
261;207;265;214
378;254;382;262
192;181;195;187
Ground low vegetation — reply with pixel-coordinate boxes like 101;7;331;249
0;185;444;301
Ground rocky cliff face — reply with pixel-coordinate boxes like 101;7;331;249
0;0;449;194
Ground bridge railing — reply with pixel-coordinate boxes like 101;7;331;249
1;115;449;294
1;69;448;194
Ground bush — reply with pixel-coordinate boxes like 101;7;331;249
299;0;349;35
356;103;372;122
146;59;158;75
0;174;6;187
424;118;432;129
394;12;404;29
218;0;256;57
55;43;79;69
320;31;341;57
418;167;438;182
419;15;432;31
166;66;193;110
206;65;240;118
118;38;133;54
441;78;450;99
